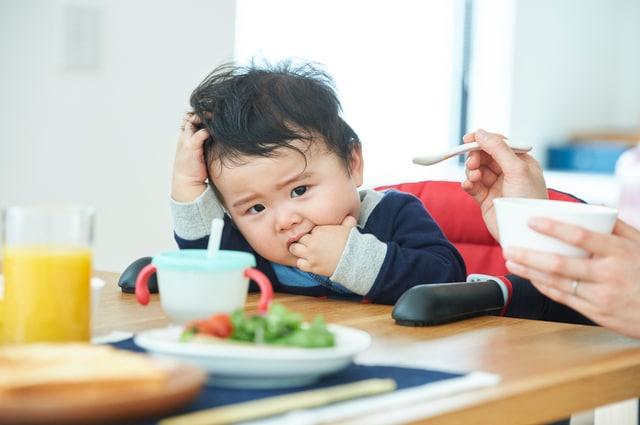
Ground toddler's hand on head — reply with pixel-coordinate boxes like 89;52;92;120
171;113;211;202
290;216;357;276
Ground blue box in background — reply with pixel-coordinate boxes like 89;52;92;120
546;142;628;174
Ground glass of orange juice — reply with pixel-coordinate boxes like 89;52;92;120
2;203;95;344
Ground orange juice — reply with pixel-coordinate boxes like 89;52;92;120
2;244;92;344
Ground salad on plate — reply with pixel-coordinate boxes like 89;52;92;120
179;303;335;348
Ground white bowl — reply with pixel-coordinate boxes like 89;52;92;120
493;197;618;257
90;277;106;315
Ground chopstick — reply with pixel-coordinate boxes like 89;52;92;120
159;378;397;425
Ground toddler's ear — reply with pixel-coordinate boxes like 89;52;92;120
348;144;365;186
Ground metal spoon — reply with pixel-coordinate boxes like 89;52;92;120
412;141;533;166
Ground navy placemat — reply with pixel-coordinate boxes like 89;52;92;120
110;337;465;424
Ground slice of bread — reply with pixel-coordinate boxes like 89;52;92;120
0;343;168;399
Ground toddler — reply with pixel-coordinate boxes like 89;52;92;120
170;60;466;304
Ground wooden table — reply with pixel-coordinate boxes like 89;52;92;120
92;270;640;425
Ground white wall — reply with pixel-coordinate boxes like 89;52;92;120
466;0;640;206
0;0;236;272
508;0;640;161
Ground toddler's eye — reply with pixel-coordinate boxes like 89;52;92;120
291;186;308;198
248;204;265;214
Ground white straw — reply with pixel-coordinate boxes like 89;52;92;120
207;217;224;258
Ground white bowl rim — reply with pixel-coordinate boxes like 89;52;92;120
494;197;618;214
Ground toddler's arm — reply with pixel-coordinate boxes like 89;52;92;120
172;113;209;203
170;114;224;242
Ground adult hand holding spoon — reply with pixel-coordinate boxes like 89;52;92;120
413;140;532;166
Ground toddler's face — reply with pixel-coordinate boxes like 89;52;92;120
211;138;363;267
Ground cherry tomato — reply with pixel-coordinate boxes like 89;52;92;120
205;313;233;338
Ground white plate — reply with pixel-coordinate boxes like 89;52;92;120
134;324;371;389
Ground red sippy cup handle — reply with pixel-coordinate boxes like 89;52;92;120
135;263;157;306
244;268;273;314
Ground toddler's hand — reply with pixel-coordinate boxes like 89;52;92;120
290;216;357;276
171;113;210;202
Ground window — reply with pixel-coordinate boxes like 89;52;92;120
465;0;514;139
235;0;468;187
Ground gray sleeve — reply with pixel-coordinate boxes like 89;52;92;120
169;185;225;240
330;229;387;296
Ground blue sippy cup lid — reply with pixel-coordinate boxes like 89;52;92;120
151;250;256;271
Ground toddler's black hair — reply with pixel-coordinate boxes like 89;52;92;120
190;59;361;174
